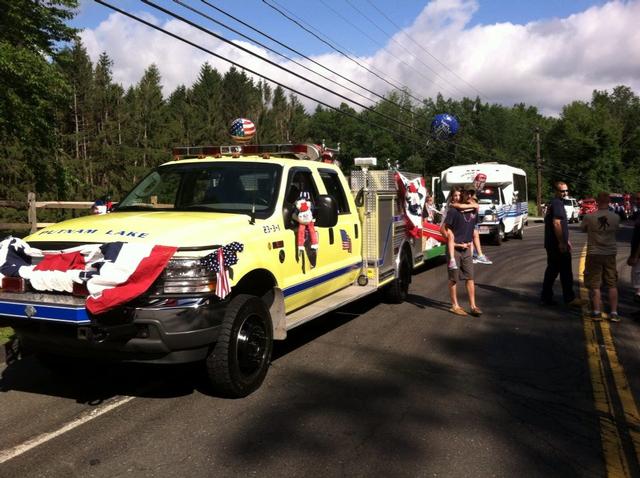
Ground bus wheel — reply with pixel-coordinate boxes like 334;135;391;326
206;294;273;398
514;222;525;239
492;226;503;246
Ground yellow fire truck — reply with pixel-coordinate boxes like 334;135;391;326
0;144;444;397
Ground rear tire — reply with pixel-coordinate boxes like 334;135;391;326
384;251;411;303
205;294;273;398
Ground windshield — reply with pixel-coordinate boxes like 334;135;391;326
476;187;499;204
563;199;575;206
117;162;282;217
610;196;623;204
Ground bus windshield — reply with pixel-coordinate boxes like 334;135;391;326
476;187;500;204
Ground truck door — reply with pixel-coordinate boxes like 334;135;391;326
280;167;349;312
318;167;362;285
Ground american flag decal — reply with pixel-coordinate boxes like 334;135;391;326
214;247;231;299
340;229;352;253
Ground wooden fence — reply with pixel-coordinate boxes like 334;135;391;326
0;192;94;234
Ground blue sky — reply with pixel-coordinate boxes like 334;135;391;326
76;0;607;57
76;0;638;115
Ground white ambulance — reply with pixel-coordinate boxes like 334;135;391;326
437;163;528;245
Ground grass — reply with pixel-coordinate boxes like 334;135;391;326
0;327;14;345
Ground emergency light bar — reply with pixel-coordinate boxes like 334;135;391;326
172;144;336;162
354;157;377;166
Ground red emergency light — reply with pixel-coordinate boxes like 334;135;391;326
171;143;339;162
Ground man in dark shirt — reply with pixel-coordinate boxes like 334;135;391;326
441;189;482;316
627;191;640;302
541;181;581;306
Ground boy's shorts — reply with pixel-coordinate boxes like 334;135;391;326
632;262;640;289
584;254;618;289
448;247;474;282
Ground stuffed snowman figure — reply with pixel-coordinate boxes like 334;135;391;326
292;192;318;251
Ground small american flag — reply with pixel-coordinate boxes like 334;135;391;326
340;229;352;253
215;247;231;299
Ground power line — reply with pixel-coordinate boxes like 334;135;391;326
193;0;419;117
141;0;424;134
262;0;426;106
94;0;436;150
97;1;532;175
364;0;491;102
171;0;378;109
317;0;462;100
343;0;471;99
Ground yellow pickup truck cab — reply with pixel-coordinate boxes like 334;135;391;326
0;144;443;397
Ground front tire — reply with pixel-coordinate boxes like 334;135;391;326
206;294;273;398
492;225;504;245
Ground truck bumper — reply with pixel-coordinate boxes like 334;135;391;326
0;293;224;364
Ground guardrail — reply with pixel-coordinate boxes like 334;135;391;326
0;192;94;234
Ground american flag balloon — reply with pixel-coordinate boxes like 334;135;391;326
229;118;256;143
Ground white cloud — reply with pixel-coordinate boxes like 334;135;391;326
80;0;640;116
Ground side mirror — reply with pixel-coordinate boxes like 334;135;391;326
314;194;338;227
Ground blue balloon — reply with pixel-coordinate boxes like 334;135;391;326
431;114;459;140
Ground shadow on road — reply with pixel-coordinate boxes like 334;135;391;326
0;293;384;402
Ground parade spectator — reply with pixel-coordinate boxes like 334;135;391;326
581;192;621;321
628;191;640;303
541;181;582;306
424;195;439;223
443;187;463;270
447;190;492;265
441;188;482;316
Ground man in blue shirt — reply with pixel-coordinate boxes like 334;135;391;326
541;181;582;306
442;188;482;316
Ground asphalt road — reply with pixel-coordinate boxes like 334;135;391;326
1;221;640;477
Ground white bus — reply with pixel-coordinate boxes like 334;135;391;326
437;163;528;245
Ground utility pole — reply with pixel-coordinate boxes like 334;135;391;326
535;127;542;216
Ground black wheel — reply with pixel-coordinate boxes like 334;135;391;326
384;251;411;303
206;294;273;398
492;225;503;246
514;222;524;239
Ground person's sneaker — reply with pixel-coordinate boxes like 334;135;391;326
449;305;468;316
475;255;493;265
590;311;603;321
469;307;483;317
609;312;621;322
448;259;458;270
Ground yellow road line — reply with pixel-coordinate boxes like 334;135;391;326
580;245;640;475
583;319;630;476
601;319;640;466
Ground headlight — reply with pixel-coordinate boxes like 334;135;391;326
483;214;494;222
162;258;216;294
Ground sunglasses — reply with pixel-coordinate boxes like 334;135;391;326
558;189;569;193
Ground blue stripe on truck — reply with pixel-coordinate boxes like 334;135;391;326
0;299;90;324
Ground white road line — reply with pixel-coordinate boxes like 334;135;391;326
0;395;135;464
